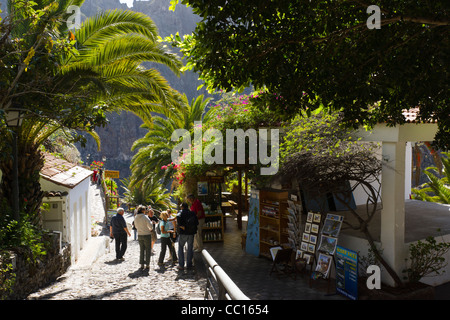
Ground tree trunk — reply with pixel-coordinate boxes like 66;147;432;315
334;184;404;288
0;131;44;226
361;226;404;287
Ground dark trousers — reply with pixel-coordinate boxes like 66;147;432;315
178;234;194;268
158;237;177;264
138;234;152;265
114;233;127;259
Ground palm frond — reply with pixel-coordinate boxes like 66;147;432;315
74;9;159;46
412;152;450;204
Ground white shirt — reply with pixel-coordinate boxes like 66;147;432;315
134;213;153;235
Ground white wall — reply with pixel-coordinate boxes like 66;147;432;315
67;178;91;263
40;177;91;264
351;141;412;206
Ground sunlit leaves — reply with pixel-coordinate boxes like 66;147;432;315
165;0;450;149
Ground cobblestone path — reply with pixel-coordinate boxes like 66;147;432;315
27;184;206;301
27;237;207;300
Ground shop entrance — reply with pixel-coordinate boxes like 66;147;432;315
198;169;250;248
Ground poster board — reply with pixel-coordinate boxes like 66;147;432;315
298;211;322;266
197;181;208;196
336;246;358;300
315;253;333;278
311;214;344;281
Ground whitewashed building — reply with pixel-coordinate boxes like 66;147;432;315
40;153;93;264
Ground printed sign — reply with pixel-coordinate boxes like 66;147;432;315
104;170;120;179
336;245;358;300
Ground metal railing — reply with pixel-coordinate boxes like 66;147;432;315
202;249;250;300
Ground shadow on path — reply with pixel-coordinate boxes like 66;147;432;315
82;284;137;300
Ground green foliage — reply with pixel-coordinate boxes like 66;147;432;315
0;200;48;299
1;0;183;143
280;108;379;166
40;128;83;163
121;177;174;212
104;177;118;196
403;236;450;283
0;251;16;300
0;200;48;260
412;152;450;204
205;91;282;131
0;0;108;131
166;0;450;150
278;107;382;199
129;94;211;190
359;246;384;278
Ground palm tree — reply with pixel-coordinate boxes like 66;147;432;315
0;0;182;222
129;94;212;190
121;177;174;213
412;152;450;204
62;8;183;119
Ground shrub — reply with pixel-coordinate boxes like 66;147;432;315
403;236;450;283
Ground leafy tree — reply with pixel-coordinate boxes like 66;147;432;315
205;91;281;131
167;0;449;149
279;108;404;286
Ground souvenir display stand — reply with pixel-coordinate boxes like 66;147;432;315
258;189;290;259
197;175;225;242
286;197;306;276
307;214;344;293
260;190;306;279
203;213;224;242
258;188;345;292
295;211;324;279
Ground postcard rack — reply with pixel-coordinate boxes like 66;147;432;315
294;211;323;277
307;214;344;293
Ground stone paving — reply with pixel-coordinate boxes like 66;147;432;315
27;183;206;300
27;235;206;300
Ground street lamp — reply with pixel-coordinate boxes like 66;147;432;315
5;109;24;221
5;109;23;127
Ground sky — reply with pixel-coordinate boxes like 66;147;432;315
119;0;150;9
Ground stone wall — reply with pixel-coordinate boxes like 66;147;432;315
1;242;71;300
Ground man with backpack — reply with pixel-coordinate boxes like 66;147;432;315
176;202;198;270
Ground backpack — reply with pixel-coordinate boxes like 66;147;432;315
184;211;198;235
156;221;161;235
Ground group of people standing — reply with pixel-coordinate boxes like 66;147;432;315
91;168;103;184
109;194;205;271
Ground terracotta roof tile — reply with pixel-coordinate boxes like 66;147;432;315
41;153;92;189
